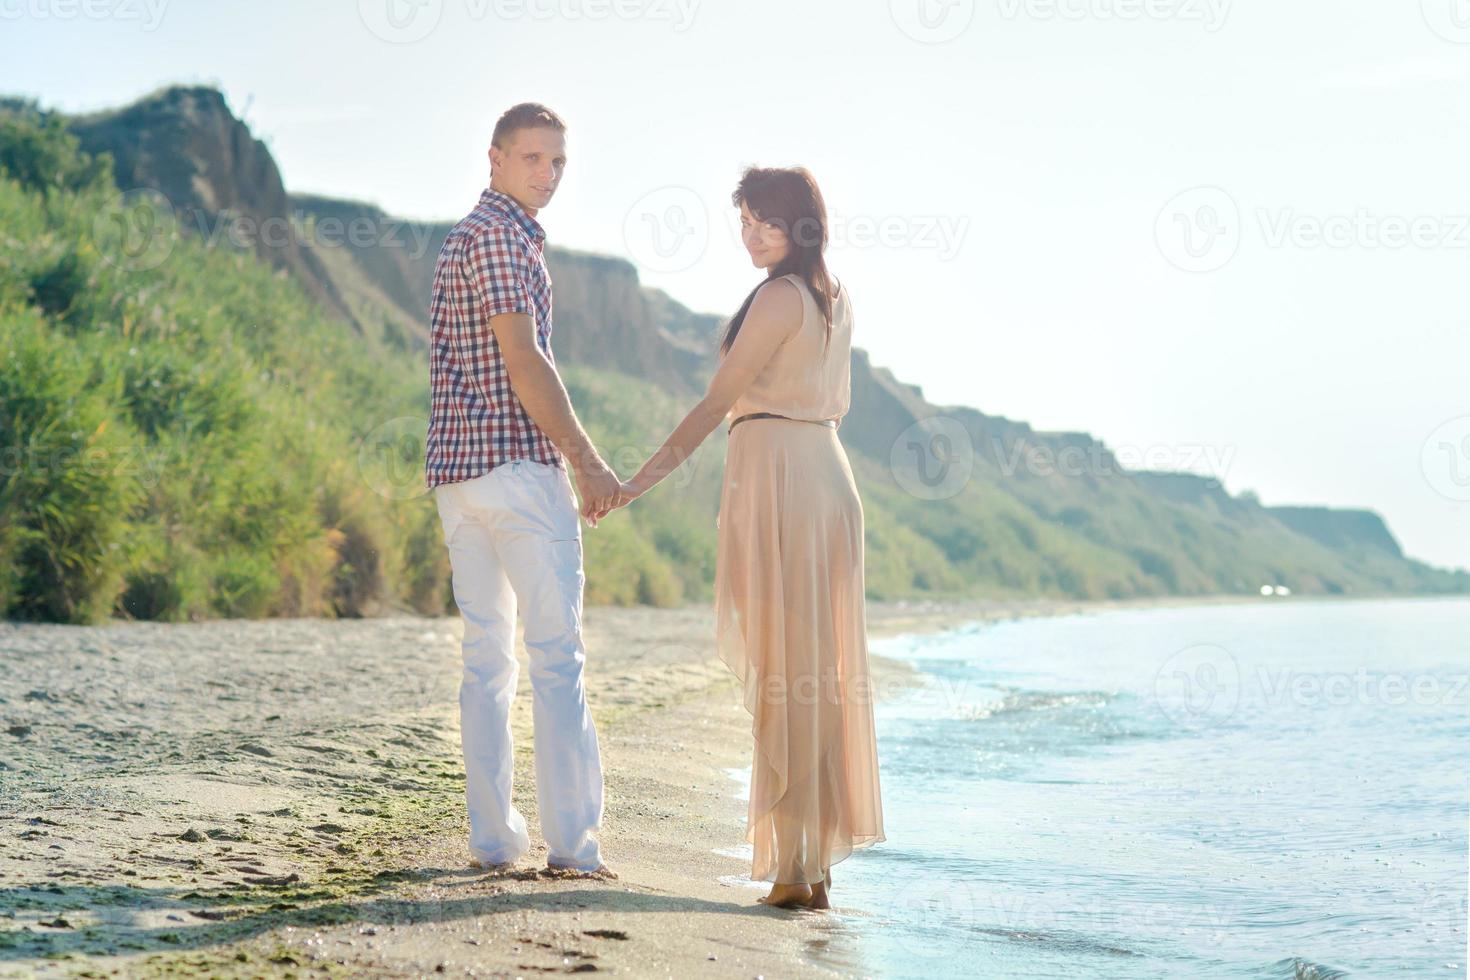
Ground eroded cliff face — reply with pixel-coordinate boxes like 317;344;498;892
70;86;356;327
1266;506;1404;557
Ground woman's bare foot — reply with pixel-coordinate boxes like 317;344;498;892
808;867;833;910
758;882;814;908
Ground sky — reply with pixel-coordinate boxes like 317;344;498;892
2;0;1466;572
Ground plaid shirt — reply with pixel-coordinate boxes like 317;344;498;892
425;187;564;489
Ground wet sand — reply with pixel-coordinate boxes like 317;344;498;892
0;594;1260;977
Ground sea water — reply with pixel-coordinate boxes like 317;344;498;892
722;597;1468;978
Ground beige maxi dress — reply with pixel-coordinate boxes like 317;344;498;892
714;272;886;885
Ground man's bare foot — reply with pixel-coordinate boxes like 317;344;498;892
468;857;518;873
758;882;814;908
545;861;619;880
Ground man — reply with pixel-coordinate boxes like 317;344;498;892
424;102;618;877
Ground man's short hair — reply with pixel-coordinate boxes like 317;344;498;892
491;103;566;150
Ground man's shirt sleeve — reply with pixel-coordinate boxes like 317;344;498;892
462;223;535;319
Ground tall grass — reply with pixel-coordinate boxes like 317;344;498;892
0;107;443;622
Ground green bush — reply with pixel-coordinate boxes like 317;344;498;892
0;309;140;621
0;100;112;195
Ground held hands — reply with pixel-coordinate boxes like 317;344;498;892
574;457;620;528
582;480;642;527
575;457;645;528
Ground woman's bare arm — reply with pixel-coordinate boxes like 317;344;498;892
618;278;803;504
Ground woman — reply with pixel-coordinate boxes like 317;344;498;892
601;166;885;909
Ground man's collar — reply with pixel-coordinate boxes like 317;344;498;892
478;187;545;243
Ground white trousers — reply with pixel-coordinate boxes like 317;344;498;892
434;459;604;870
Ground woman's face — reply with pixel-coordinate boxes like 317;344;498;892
740;201;791;270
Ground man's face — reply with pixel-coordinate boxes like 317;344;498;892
489;126;567;213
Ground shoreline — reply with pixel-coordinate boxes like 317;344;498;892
0;592;1416;976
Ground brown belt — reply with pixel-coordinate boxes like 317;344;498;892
728;412;838;433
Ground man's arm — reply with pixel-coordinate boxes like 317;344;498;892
489;311;620;517
458;226;619;522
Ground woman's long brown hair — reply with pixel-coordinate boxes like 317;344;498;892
720;166;835;356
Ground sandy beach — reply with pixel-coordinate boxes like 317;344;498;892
0;594;1264;978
